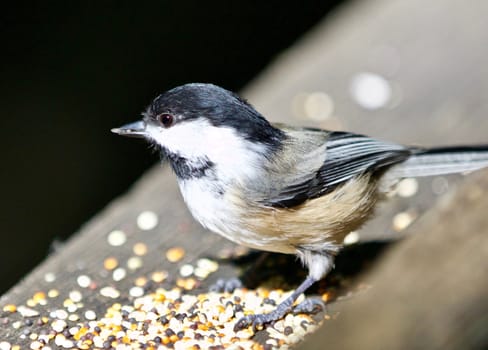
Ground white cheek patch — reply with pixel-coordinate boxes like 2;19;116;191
146;119;267;181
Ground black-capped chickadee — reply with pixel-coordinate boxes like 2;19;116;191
112;83;488;331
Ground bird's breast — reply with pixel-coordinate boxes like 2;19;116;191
177;177;295;253
177;175;379;256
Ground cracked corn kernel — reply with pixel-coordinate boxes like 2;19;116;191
133;242;148;256
103;257;118;270
151;271;168;283
3;304;16;313
166;247;185;262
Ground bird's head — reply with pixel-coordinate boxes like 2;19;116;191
112;83;284;180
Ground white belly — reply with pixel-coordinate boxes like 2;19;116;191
177;178;293;254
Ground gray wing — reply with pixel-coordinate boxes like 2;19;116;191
262;131;412;208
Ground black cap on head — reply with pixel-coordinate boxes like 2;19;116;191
146;83;285;148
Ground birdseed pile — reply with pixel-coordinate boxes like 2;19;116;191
0;212;328;349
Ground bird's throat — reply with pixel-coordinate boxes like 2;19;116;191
163;150;215;180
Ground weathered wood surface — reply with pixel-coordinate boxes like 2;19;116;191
2;0;488;348
298;170;488;350
300;171;488;349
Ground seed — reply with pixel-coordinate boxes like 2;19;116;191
17;306;39;317
2;304;16;313
51;320;67;333
47;289;59;298
84;310;96;320
112;268;127;282
137;211;159;231
396;178;419;197
343;231;360;245
44;272;56;283
392;211;417;231
104;257;118;270
107;230;127;246
196;258;219;272
69;290;83;303
284;326;293;335
129;287;144;298
133;242;148;256
77;275;91;288
100;287;120;299
166;247;185;262
32;292;46;303
151;271;168;283
127;256;143;270
179;264;194;277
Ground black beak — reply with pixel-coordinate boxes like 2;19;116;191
111;120;147;138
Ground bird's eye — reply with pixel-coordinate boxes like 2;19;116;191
157;113;174;128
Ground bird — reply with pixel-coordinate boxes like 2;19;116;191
112;83;488;331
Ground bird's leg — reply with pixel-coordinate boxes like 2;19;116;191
234;250;334;331
233;275;320;331
291;297;325;314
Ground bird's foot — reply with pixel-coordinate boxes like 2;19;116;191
234;297;325;332
234;308;288;332
292;297;325;314
209;277;243;293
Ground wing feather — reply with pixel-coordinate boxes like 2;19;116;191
262;131;412;208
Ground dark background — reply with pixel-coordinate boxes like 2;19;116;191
0;1;343;294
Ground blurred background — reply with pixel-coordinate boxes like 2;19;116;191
0;1;344;294
3;1;488;347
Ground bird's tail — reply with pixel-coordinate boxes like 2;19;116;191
387;146;488;179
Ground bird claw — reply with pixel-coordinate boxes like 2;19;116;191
234;297;326;332
292;298;325;315
209;277;243;293
233;313;277;332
